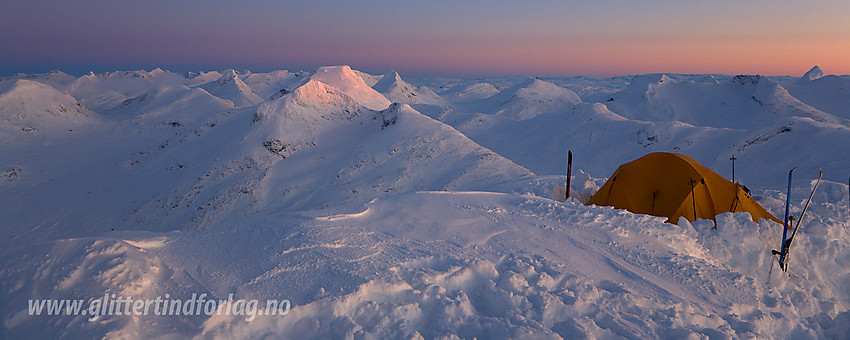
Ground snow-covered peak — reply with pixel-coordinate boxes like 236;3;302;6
184;71;223;86
0;70;78;92
482;77;581;120
786;69;850;120
725;75;838;124
198;70;263;108
729;75;787;98
513;78;581;102
697;74;720;84
372;70;446;106
801;65;824;82
253;79;364;126
623;74;677;93
69;69;188;111
242;70;304;100
442;82;500;103
310;65;391;110
149;68;166;77
600;72;839;128
372;71;404;92
0;79;92;122
89;69;170;80
104;85;234;123
730;74;765;89
290;79;359;110
220;69;239;81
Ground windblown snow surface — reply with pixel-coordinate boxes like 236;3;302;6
1;65;849;339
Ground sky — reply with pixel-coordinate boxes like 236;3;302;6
2;0;849;78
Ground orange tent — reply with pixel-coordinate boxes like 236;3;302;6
586;152;781;224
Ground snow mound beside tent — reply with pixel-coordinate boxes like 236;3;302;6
199;190;850;339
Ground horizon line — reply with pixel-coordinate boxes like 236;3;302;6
0;64;839;80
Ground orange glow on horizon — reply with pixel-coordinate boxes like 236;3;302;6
357;35;850;78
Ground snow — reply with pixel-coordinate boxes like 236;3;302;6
372;71;447;106
479;77;582;120
242;70;307;100
0;70;78;92
597;73;840;129
440;82;501;103
1;65;849;338
199;70;263;108
309;66;392;111
786;66;850;121
0;79;93;127
802;65;825;82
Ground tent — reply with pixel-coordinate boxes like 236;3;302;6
586;152;781;224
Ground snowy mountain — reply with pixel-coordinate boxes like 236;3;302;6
2;65;849;339
182;70;223;87
0;70;78;92
243;70;307;100
372;71;447;105
0;65;531;240
787;66;850;120
480;77;581;120
69;68;188;112
801;65;825;81
198;69;263;108
0;79;93;126
103;84;236;123
601;73;839;129
309;65;392;111
407;69;850;194
242;77;532;212
441;81;500;103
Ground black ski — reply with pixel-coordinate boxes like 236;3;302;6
566;150;572;200
781;167;822;271
772;168;795;266
768;168;795;282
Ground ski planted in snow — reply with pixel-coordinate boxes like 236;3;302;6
781;167;822;271
566;150;572;200
769;167;795;277
770;167;823;273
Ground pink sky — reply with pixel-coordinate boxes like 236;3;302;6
2;1;849;77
